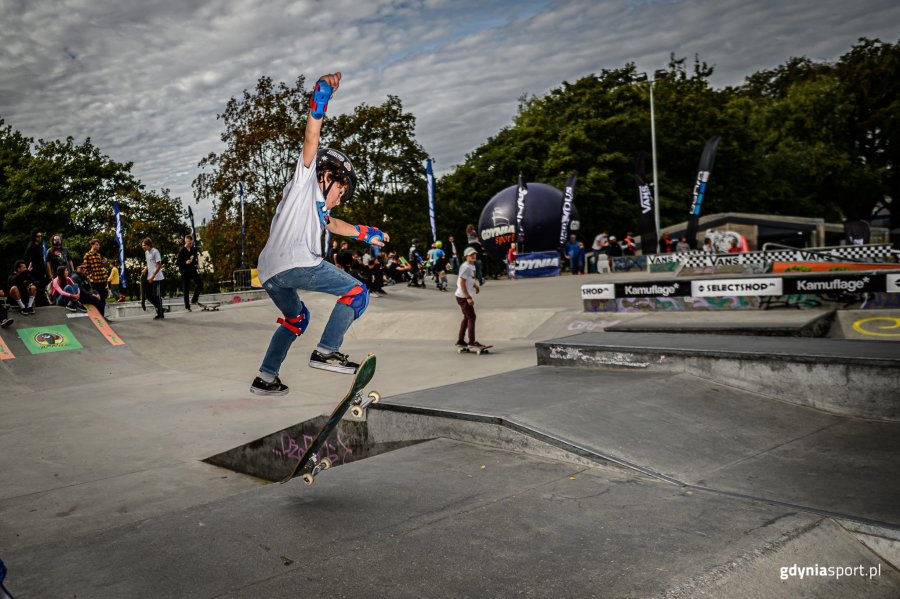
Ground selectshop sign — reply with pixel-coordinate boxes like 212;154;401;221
887;274;900;293
581;284;615;300
692;278;783;297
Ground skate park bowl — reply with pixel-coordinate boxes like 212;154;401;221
2;274;899;597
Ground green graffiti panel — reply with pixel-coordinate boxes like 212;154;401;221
17;325;84;354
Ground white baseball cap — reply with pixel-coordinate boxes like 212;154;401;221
464;247;477;257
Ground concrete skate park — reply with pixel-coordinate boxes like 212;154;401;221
1;271;899;597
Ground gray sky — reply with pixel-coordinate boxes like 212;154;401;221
1;0;898;221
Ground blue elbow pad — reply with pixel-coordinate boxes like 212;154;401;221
309;80;333;120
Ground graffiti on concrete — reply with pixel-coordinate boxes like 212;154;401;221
587;292;899;312
565;319;623;332
852;316;900;338
275;431;353;466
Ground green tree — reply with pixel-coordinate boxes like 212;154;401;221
325;95;429;250
195;76;429;276
834;38;900;228
0;125;184;275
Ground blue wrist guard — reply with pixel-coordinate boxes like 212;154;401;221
309;80;333;120
355;225;384;244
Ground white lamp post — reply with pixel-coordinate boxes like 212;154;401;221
637;69;668;253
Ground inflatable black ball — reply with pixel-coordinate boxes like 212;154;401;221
477;182;580;262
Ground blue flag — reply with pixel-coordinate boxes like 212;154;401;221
113;200;126;289
239;182;246;268
426;159;436;243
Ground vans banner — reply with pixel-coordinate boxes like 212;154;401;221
634;152;657;254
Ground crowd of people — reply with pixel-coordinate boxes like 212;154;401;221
0;229;209;326
555;229;734;275
1;231;124;327
323;230;476;297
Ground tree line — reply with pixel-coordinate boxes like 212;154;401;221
1;37;896;280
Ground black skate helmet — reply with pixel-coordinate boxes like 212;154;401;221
316;147;357;201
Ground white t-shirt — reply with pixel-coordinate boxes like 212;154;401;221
592;233;607;251
145;248;164;281
257;155;325;283
455;261;477;299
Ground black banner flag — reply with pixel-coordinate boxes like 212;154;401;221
685;135;721;249
558;172;577;247
516;173;528;252
635;152;657;254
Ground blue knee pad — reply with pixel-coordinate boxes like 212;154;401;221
337;285;368;319
277;303;311;335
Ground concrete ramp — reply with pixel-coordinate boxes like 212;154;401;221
536;332;900;420
0;306;140;392
203;416;422;482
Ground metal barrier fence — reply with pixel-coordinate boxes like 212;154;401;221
232;269;254;291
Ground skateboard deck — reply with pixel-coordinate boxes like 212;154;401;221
280;354;380;485
456;344;493;355
198;302;221;312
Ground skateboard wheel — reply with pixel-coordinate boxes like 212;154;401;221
350;405;364;418
368;391;381;404
320;457;332;470
301;473;315;485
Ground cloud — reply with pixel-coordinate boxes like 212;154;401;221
1;0;898;222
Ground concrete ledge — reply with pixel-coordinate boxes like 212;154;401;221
605;310;836;337
535;333;900;421
106;289;268;318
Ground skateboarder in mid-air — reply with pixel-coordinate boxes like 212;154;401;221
250;71;389;396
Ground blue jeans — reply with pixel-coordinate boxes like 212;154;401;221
259;260;364;376
55;284;80;306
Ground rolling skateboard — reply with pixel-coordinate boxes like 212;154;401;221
280;353;380;485
456;344;492;355
198;302;221;312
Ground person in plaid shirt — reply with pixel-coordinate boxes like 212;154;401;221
82;239;108;317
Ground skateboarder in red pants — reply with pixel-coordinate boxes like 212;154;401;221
454;247;486;350
250;72;390;396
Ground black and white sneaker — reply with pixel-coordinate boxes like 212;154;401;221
250;376;289;396
1;317;12;328
65;304;78;312
309;350;359;374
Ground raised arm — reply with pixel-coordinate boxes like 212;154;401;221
302;72;341;168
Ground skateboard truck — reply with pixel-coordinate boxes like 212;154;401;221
300;454;333;485
349;390;381;418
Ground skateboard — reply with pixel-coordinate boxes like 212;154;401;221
456;344;493;355
198;302;221;312
280;354;380;485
